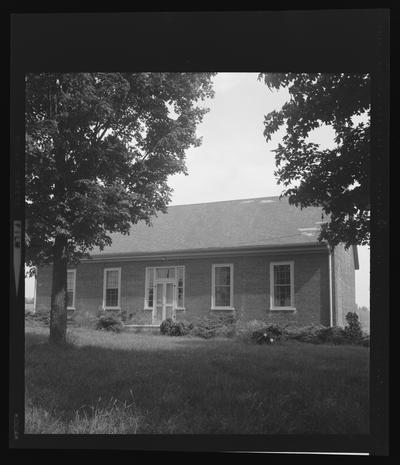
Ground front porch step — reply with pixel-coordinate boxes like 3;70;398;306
123;324;160;334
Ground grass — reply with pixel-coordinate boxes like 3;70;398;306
25;322;369;434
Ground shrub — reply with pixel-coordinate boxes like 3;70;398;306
315;326;349;345
190;314;236;339
160;319;193;336
235;320;285;344
284;324;326;343
96;314;124;333
236;320;269;334
25;311;50;326
251;325;284;345
160;318;174;335
284;322;367;345
171;321;193;336
344;312;363;341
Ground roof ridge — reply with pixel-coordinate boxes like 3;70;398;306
168;195;283;208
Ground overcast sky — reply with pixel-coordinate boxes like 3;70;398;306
25;72;370;308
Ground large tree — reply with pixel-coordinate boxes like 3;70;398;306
259;73;370;249
26;72;215;344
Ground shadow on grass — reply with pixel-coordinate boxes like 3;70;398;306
25;328;369;434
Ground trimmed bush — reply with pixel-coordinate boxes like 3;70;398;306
96;314;123;333
284;321;367;346
315;326;349;345
160;318;174;335
190;314;236;339
235;320;285;344
344;312;363;341
160;319;193;336
284;324;326;343
251;325;284;345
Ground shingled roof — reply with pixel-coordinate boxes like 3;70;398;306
91;196;328;258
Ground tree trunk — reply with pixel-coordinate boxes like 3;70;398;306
49;235;68;344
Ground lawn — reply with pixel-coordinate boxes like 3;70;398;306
25;322;369;434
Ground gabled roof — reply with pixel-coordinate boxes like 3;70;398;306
91;196;328;258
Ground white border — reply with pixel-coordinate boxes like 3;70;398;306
270;261;295;311
67;269;76;310
103;267;121;310
211;263;234;310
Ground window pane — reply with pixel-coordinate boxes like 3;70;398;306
274;265;290;285
147;268;154;286
106;270;119;288
177;286;184;307
215;286;230;307
177;266;184;280
156;283;163;306
215;266;230;286
274;284;291;307
145;268;154;308
66;290;74;308
106;288;118;307
166;283;173;305
148;288;154;307
156;267;175;279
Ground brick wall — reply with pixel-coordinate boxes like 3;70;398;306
35;249;331;326
332;244;357;326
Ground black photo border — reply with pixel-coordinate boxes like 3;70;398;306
10;8;390;455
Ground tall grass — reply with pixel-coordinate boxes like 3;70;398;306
25;396;140;434
25;323;369;434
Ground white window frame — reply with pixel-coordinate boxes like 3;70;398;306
270;261;295;311
211;263;234;310
144;267;155;310
67;269;76;310
103;267;121;310
175;265;185;310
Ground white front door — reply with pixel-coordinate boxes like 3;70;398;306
153;281;175;324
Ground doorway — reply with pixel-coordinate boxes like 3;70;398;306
152;267;176;324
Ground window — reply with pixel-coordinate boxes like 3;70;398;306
176;266;185;309
66;269;76;309
212;264;234;309
270;262;295;310
145;267;154;309
103;268;121;308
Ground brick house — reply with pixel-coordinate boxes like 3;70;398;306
34;196;359;328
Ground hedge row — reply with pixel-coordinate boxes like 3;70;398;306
158;312;369;346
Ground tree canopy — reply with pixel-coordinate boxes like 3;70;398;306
259;73;370;249
25;72;215;343
26;72;215;270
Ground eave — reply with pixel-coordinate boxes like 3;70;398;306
81;242;329;263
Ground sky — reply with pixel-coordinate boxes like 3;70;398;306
25;73;370;308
